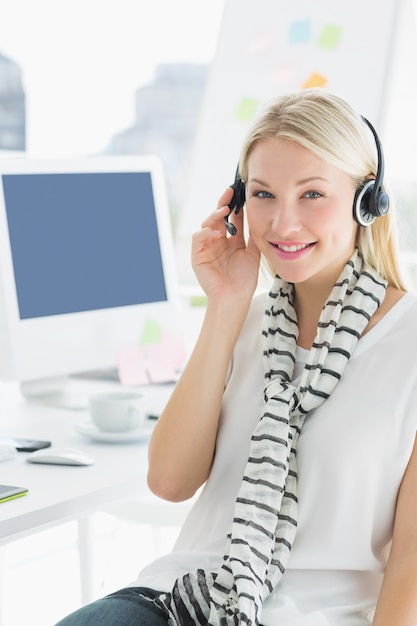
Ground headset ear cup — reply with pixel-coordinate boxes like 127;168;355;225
353;180;376;227
374;189;390;217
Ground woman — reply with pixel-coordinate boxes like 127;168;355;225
56;90;417;625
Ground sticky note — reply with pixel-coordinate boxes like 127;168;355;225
146;343;177;384
249;30;273;55
140;318;162;346
317;24;342;50
117;345;149;386
289;19;311;44
161;330;186;372
301;72;328;89
271;63;296;85
190;294;207;307
234;98;259;122
145;330;186;384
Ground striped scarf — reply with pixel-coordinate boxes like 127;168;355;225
151;249;387;625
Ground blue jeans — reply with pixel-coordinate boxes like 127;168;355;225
54;587;169;625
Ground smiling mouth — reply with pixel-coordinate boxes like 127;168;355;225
272;242;315;252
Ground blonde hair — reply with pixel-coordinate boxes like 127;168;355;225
239;89;406;290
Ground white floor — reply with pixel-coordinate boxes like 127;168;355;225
0;511;182;626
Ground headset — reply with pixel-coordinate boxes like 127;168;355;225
224;116;389;235
224;166;246;236
353;116;390;226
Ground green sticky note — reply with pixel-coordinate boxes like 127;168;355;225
317;24;342;50
190;294;207;307
140;319;162;346
234;98;259;122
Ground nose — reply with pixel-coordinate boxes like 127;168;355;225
271;202;302;237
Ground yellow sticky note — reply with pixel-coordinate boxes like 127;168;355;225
301;72;328;89
234;98;259;122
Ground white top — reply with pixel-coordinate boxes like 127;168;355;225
135;291;417;625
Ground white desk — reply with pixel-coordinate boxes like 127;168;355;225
0;300;204;621
0;379;177;544
0;378;186;618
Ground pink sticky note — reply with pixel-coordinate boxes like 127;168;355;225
145;330;186;384
145;342;177;384
117;345;149;386
161;330;186;372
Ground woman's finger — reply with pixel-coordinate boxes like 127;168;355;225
216;187;235;210
201;204;230;231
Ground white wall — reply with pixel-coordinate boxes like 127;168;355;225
177;0;415;283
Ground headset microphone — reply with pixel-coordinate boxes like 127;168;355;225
353;117;390;227
224;166;246;236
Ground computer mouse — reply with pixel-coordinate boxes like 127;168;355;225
26;448;95;466
0;444;17;462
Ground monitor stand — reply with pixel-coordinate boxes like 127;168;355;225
20;377;92;410
20;369;123;410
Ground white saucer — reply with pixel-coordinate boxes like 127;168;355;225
75;421;153;443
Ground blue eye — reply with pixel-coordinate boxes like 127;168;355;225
304;191;322;199
253;190;273;199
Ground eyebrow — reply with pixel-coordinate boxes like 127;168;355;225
248;176;330;187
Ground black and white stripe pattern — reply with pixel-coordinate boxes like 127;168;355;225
148;249;387;625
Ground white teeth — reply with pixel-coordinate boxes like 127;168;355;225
277;243;309;252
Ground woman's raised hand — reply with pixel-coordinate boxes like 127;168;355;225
191;188;261;303
149;189;261;500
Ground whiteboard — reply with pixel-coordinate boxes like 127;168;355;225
177;0;401;255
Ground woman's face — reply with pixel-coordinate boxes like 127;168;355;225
245;137;359;290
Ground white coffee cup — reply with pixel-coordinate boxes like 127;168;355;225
89;392;145;433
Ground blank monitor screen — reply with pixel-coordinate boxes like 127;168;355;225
0;155;182;394
3;171;167;320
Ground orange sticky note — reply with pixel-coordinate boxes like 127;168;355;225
301;72;328;89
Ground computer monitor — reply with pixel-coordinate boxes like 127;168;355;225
0;155;184;407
